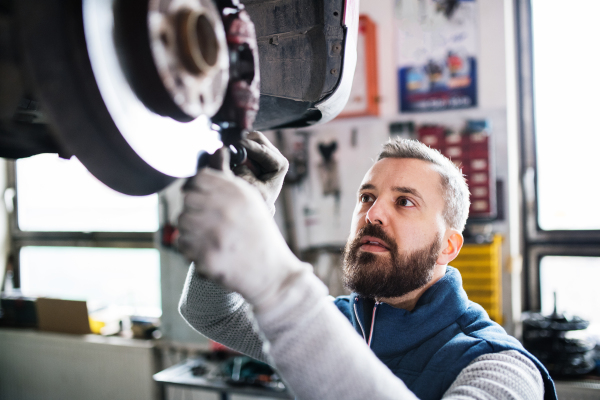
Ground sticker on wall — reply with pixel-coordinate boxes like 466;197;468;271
396;0;478;112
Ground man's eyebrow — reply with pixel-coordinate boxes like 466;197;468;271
358;183;375;192
359;184;424;202
391;186;424;202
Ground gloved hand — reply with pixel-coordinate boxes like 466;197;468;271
233;131;288;215
178;148;310;312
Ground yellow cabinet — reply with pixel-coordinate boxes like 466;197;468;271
451;235;502;324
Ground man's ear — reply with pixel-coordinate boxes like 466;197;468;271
437;229;464;265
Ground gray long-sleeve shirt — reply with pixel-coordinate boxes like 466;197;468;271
179;264;544;400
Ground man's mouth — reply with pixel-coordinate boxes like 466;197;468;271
359;236;390;252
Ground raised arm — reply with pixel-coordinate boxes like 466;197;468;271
179;264;269;362
178;131;288;361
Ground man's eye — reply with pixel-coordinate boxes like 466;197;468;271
398;198;415;207
360;194;373;203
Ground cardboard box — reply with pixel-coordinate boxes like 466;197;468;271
36;298;91;335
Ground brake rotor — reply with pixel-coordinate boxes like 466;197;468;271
147;0;230;119
16;0;229;195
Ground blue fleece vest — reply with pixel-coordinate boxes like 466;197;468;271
335;266;556;400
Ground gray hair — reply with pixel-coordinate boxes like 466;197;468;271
377;138;470;232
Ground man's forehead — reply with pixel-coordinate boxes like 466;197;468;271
360;158;442;193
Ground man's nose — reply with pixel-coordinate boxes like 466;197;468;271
366;199;387;225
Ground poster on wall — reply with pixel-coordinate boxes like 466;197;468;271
396;0;478;113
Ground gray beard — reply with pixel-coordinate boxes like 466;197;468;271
342;224;442;299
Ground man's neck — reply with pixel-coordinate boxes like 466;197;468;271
377;264;447;311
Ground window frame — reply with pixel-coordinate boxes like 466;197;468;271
526;246;600;312
516;0;600;312
6;160;158;289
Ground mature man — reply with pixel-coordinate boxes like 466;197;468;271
178;133;556;400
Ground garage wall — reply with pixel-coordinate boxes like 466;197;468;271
0;12;525;377
275;0;520;333
158;0;522;342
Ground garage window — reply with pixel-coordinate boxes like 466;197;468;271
540;256;600;337
16;154;158;232
530;0;600;232
518;0;600;323
7;154;161;317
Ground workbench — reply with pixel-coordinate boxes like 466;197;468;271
153;358;293;400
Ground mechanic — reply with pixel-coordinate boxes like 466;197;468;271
178;132;556;400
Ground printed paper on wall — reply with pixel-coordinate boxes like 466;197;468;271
396;0;478;112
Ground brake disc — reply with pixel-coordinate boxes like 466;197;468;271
16;0;229;195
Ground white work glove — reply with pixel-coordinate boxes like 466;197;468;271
233;131;288;215
178;148;310;312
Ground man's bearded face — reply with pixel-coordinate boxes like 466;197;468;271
343;223;442;299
